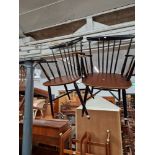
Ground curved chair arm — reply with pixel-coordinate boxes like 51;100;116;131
77;53;92;58
126;61;135;81
121;54;135;78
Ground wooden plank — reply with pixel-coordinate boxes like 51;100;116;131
33;88;49;98
93;6;135;25
19;87;49;98
26;19;86;40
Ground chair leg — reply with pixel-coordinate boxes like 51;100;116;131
118;89;121;102
40;110;44;118
33;109;37;119
64;84;71;100
122;89;128;119
73;82;90;118
82;85;89;117
48;86;54;118
91;87;94;94
87;86;94;99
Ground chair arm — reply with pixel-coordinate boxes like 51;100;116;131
121;54;135;76
125;54;135;58
77;53;92;58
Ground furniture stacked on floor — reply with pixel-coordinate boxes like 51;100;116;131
58;90;83;125
33;98;47;119
19;35;135;155
121;119;135;155
64;130;110;155
121;94;135;155
19;85;50;120
19;119;72;155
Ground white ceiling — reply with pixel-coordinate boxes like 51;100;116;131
19;0;60;14
19;0;134;34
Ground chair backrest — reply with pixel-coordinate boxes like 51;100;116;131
38;37;83;80
82;35;135;80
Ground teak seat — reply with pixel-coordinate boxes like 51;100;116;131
43;75;80;86
38;37;90;118
81;35;135;118
82;73;131;89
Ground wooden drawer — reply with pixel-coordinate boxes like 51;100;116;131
19;119;70;147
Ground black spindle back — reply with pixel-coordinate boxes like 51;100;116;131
38;37;83;80
84;35;135;77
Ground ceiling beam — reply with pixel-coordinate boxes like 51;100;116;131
93;6;135;25
26;19;86;40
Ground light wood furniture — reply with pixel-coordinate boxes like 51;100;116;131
59;90;81;106
76;97;123;155
33;98;46;119
103;96;115;104
19;119;71;155
64;130;110;155
19;87;49;98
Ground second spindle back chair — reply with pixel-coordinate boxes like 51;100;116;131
81;35;135;118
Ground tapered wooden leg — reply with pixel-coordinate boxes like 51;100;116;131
48;86;54;117
87;86;94;99
64;84;71;100
118;89;121;102
82;85;89;117
122;89;128;118
73;82;90;118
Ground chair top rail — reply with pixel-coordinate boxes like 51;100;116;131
49;37;83;49
87;35;134;41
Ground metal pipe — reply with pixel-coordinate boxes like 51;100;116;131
22;61;34;155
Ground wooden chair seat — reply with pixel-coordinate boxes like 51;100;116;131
82;73;131;89
43;76;81;86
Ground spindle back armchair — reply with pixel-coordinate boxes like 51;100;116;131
38;37;90;118
81;35;135;118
